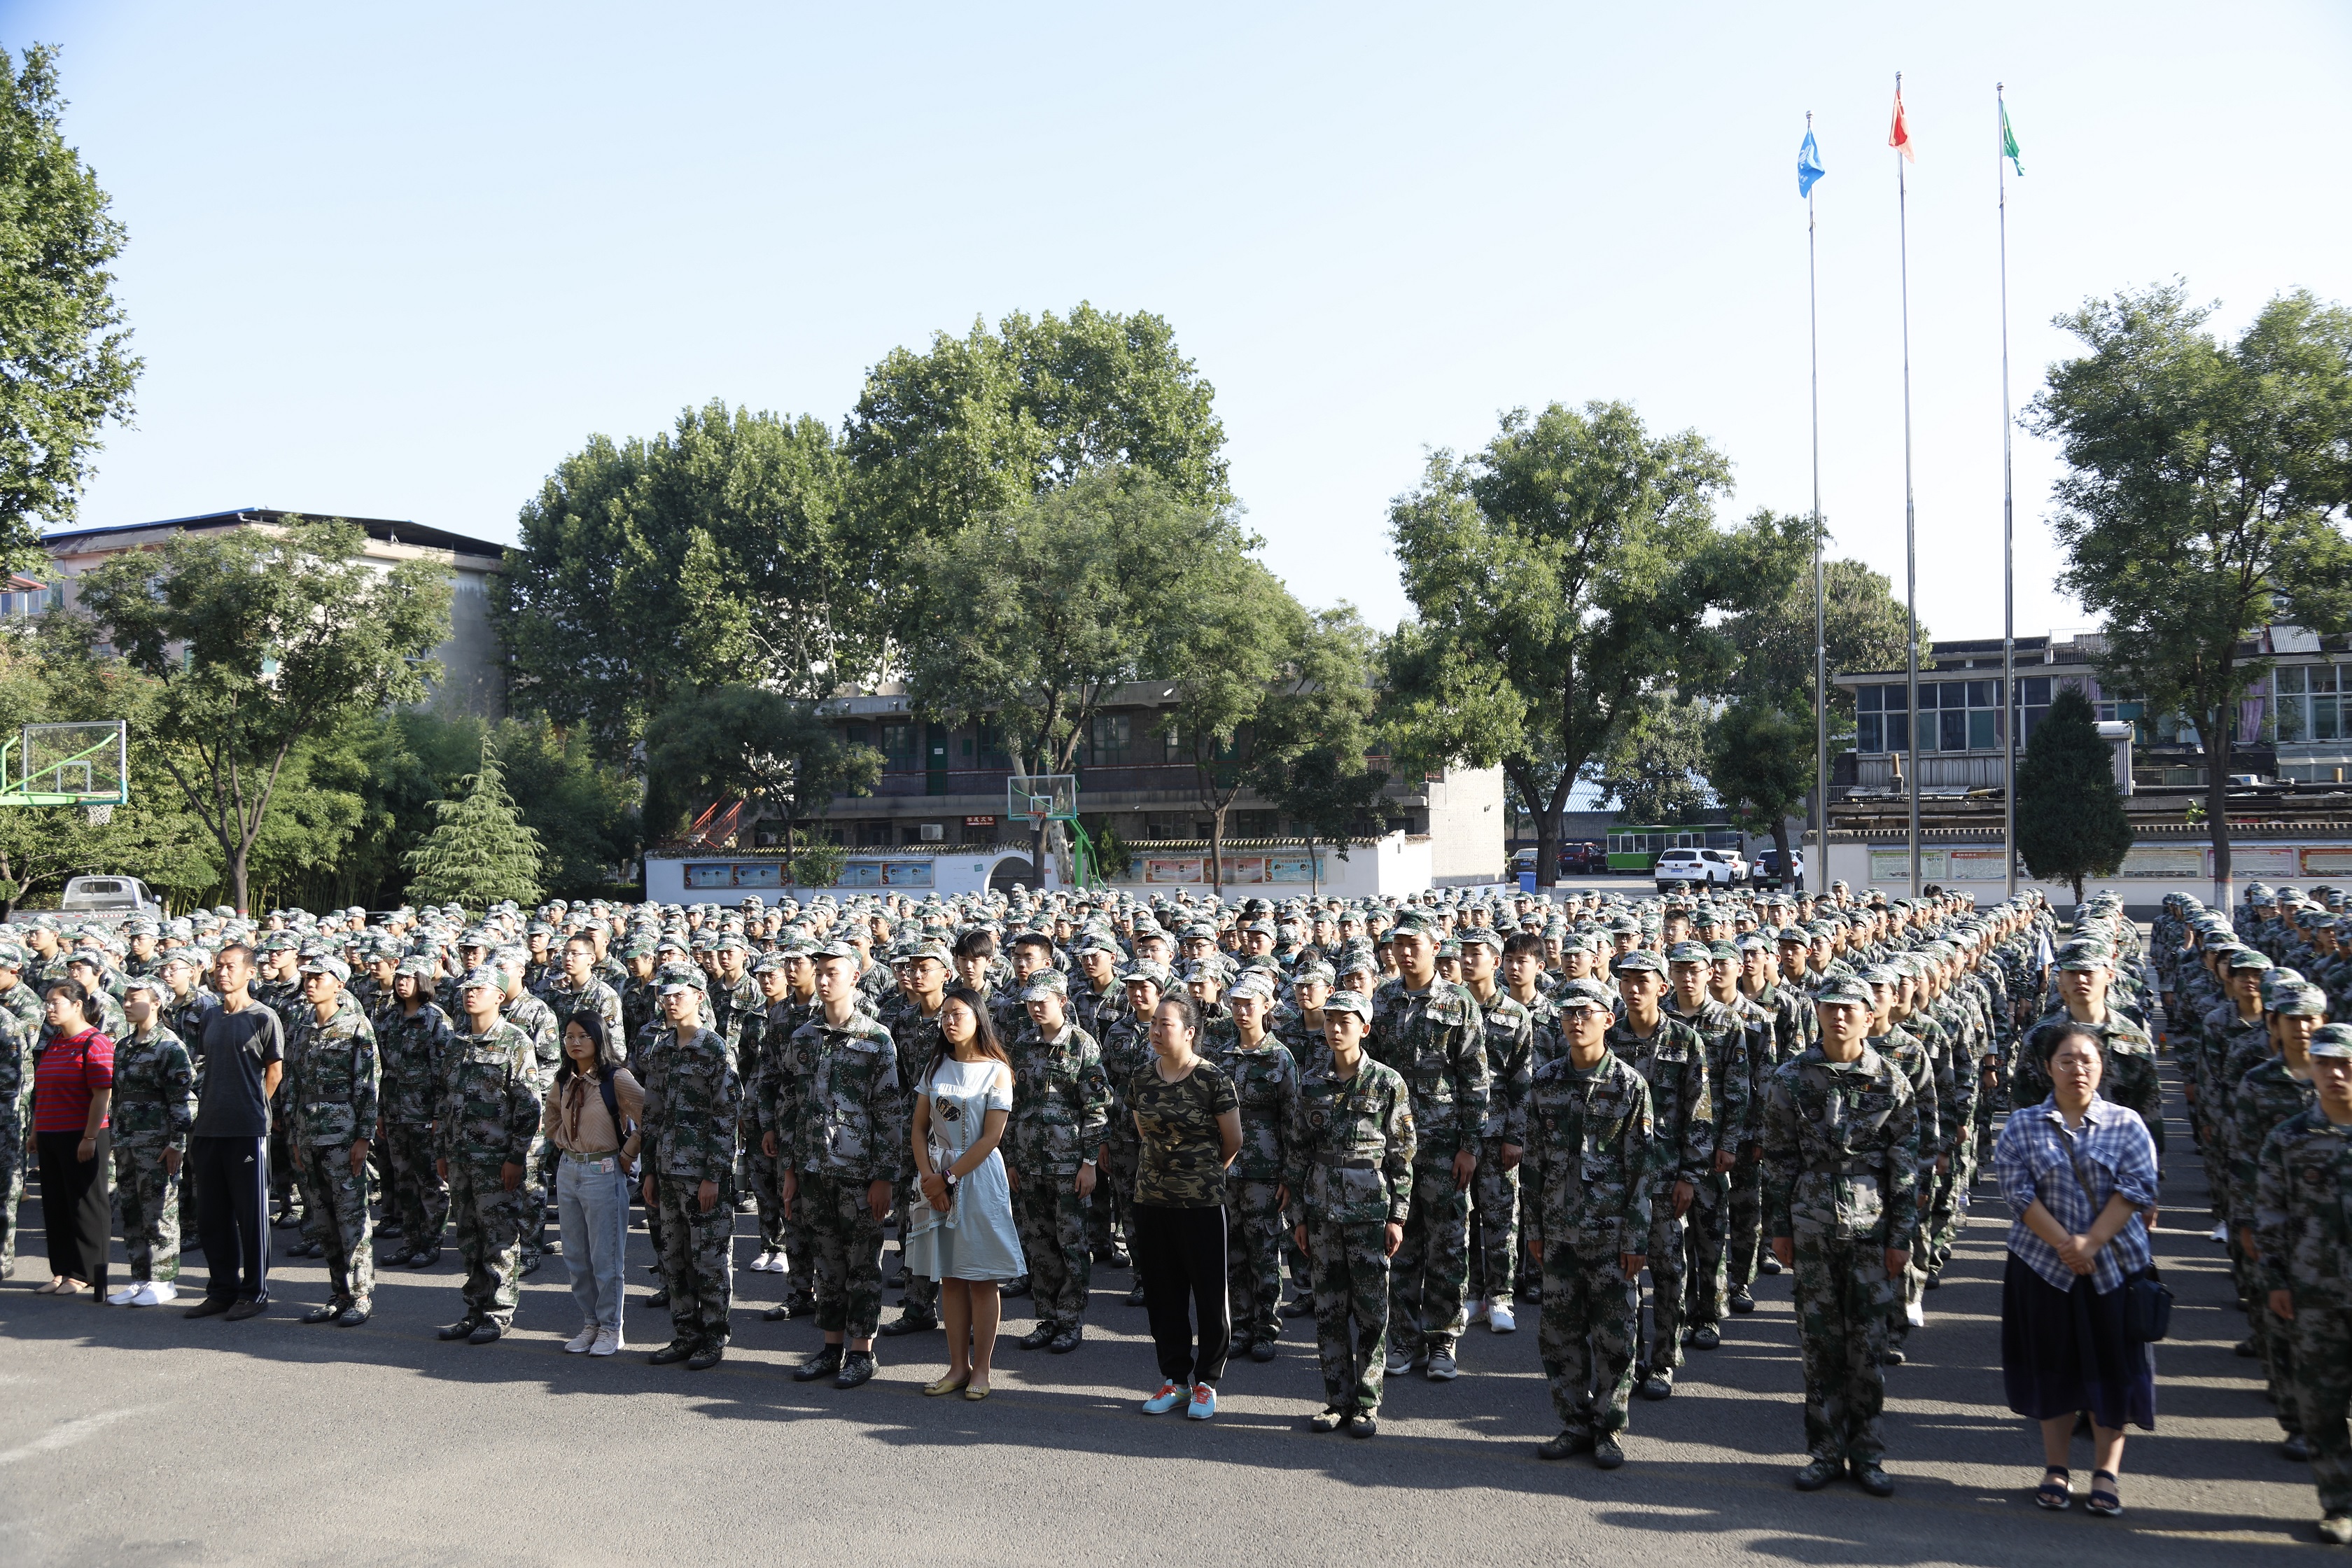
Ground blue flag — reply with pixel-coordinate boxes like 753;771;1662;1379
1798;127;1826;197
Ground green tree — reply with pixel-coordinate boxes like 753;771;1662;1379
2029;282;2352;904
1705;699;1816;886
0;46;142;569
846;303;1231;650
495;402;862;760
404;738;544;909
1240;604;1389;897
1591;690;1714;823
1383;401;1758;886
76;516;453;913
2014;688;2133;904
643;682;881;858
907;467;1242;887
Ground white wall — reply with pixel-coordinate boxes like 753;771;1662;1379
645;848;1035;906
1424;766;1506;883
1102;834;1430;899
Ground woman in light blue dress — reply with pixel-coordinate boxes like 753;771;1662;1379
906;986;1024;1399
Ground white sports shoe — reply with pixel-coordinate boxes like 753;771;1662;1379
589;1328;622;1357
565;1326;598;1353
106;1284;143;1306
1905;1300;1926;1328
130;1281;176;1307
749;1250;771;1272
1465;1297;1489;1326
1488;1304;1517;1334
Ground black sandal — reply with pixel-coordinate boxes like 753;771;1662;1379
2036;1466;2071;1511
2087;1469;2122;1516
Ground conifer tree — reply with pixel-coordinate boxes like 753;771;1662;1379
404;739;544;910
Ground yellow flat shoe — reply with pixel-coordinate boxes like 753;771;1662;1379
923;1374;970;1397
964;1383;991;1401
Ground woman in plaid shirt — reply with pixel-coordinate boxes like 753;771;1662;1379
1994;1021;2160;1519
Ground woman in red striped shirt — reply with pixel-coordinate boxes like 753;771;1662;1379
34;979;115;1298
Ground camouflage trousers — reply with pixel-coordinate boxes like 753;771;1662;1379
1390;1155;1470;1355
2293;1301;2352;1516
654;1172;735;1348
1517;1170;1545;1297
1790;1231;1896;1463
1087;1135;1140;1256
1891;1189;1933;1348
802;1171;886;1339
521;1133;552;1259
2263;1296;2304;1439
269;1111;302;1218
1924;1153;1973;1268
1537;1242;1639;1438
447;1161;523;1326
112;1141;182;1284
1010;1168;1090;1331
1465;1138;1520;1311
1726;1155;1765;1291
0;1097;28;1273
1224;1177;1286;1345
380;1122;448;1253
293;1144;375;1306
1680;1172;1730;1328
1306;1216;1392;1414
1637;1203;1688;1373
743;1123;787;1252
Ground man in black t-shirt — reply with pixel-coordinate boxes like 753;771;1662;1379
184;944;286;1320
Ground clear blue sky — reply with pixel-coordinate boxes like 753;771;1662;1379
8;1;2350;643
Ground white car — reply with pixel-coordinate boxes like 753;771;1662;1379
58;875;164;920
1653;847;1746;892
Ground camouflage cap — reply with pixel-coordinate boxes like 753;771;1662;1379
1457;927;1502;952
456;965;503;994
813;940;861;964
1018;969;1070;1003
1226;970;1277;1002
1390;910;1439;938
396;954;438;979
1323;988;1373;1023
1611;948;1666;975
2307;1023;2352;1059
1707;940;1741;962
2054;940;2114;971
1735;932;1774;954
1289;959;1336;988
299;954;351;983
2271;982;2328;1018
1123;960;1172;990
2225;948;2276;973
909;941;953;967
1553;978;1615;1014
120;972;167;1001
1814;975;1876;1009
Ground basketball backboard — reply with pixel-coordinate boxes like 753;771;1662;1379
0;721;130;809
1007;774;1078;827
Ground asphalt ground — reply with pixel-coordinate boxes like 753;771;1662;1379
0;1054;2328;1567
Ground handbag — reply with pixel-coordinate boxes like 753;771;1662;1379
2057;1126;2170;1343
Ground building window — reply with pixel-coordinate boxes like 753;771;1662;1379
2012;677;2053;746
843;721;873;749
1088;712;1132;766
2275;664;2344;743
880;721;916;770
1855;682;1910;755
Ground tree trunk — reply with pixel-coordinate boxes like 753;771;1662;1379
1208;802;1227;893
1770;815;1795;895
232;841;251;918
2207;704;2234;911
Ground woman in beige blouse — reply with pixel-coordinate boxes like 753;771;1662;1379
544;1013;643;1356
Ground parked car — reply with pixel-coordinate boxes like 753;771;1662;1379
59;874;164;920
1653;846;1746;892
1558;841;1605;876
1749;848;1805;889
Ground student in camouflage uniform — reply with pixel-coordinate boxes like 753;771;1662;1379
379;959;453;1267
878;940;951;1334
1214;969;1301;1359
639;974;739;1368
783;942;908;1390
284;955;380;1325
0;960;31;1278
1457;928;1531;1336
1765;974;1919;1497
2258;1024;2352;1544
496;951;561;1270
1527;979;1657;1467
433;968;543;1343
1098;964;1167;1301
1004;969;1108;1352
104;978;194;1305
2231;983;2325;1460
1665;941;1749;1351
1606;948;1712;1399
1368;912;1489;1382
1286;990;1415;1436
1731;932;1809;1303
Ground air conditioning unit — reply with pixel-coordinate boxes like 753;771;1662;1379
918;822;945;843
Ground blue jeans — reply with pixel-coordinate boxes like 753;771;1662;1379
556;1152;630;1332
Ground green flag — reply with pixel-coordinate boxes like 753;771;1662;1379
2001;102;2023;176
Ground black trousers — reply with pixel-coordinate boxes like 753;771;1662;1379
1133;1202;1231;1386
191;1135;272;1303
35;1128;111;1287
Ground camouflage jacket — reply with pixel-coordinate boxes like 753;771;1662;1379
542;974;624;1040
1212;1035;1301;1183
380;1002;455;1125
2256;1107;2352;1301
108;1024;195;1151
752;995;820;1136
1469;987;1534;1147
0;978;45;1049
1667;998;1753;1153
1069;978;1126;1049
620;976;660;1045
284;1004;380;1148
710;973;762;1056
1284;1054;1417;1229
1366;976;1490;1158
503;991;561;1086
2016;1008;2165;1153
1530;1048;1658;1259
1098;1007;1157;1150
780;1011;908;1184
1604;1014;1714;1184
0;1010;27;1114
2229;1056;2316;1233
640;1025;739;1185
435;1020;542;1167
1884;1022;1947;1167
1004;1020;1111;1177
1762;1045;1922;1250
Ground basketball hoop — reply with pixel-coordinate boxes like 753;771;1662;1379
84;803;112;826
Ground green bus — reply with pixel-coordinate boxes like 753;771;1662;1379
1604;826;1745;872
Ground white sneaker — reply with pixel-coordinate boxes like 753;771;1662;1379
1905;1300;1926;1328
565;1326;598;1353
748;1250;771;1272
589;1328;622;1357
130;1281;176;1307
757;1251;781;1273
1488;1304;1517;1334
2210;1224;2229;1243
106;1284;142;1306
1466;1297;1489;1326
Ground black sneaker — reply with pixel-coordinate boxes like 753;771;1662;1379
2283;1434;2315;1462
1346;1411;1379;1439
1592;1436;1625;1470
877;1312;937;1338
645;1289;670;1309
1125;1283;1147;1307
834;1350;877;1389
1639;1370;1672;1401
1280;1296;1315;1318
1690;1324;1721;1350
1850;1460;1893;1497
1880;1348;1906;1367
1923;1270;1942;1290
762;1303;792;1322
1537;1431;1594;1461
184;1296;233;1320
1793;1456;1841;1491
1728;1288;1756;1315
334;1303;370;1327
792;1346;844;1382
1101;1249;1133;1270
1308;1406;1345;1433
300;1300;349;1324
686;1343;726;1371
1001;1275;1032;1300
1758;1255;1784;1276
648;1339;696;1365
1248;1338;1278;1363
884;1266;911;1289
785;1291;816;1318
465;1321;504;1344
410;1247;441;1268
436;1317;479;1340
2236;1336;2260;1358
1018;1324;1056;1350
1048;1326;1084;1354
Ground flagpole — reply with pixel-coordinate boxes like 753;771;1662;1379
1809;110;1827;902
1998;83;2018;902
1897;71;1921;900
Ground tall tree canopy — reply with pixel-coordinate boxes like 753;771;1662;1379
2029;282;2352;903
1382;400;1767;886
0;46;141;569
404;738;545;910
2015;687;2133;904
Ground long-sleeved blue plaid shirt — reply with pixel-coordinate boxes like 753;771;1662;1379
1994;1094;2160;1293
